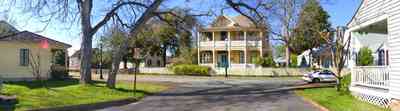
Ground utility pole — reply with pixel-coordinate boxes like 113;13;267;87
132;48;139;97
225;39;228;78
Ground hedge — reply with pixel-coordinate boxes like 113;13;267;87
171;64;210;76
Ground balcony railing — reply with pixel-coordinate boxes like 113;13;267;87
351;66;389;89
199;41;262;48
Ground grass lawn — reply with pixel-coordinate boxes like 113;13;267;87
0;79;168;111
296;88;389;111
295;74;390;111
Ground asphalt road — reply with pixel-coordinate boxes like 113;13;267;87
97;75;320;111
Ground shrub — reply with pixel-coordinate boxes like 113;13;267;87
253;57;265;66
171;64;210;76
341;74;351;93
290;54;298;67
253;56;276;67
50;65;69;80
263;56;276;67
357;47;373;66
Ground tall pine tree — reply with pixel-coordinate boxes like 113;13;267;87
292;0;331;54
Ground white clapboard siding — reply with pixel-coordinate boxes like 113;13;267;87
389;1;400;99
348;0;400;99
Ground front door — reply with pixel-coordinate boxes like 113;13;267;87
218;53;228;67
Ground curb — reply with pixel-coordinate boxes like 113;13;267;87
301;97;330;111
28;98;137;111
294;83;335;111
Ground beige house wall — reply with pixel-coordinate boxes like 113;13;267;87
0;41;54;80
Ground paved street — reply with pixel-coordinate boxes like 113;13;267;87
96;75;320;111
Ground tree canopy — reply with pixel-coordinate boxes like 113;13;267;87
291;0;331;54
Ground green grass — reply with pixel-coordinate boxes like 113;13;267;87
296;74;389;111
0;79;168;111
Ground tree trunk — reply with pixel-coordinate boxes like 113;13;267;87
123;56;128;69
107;47;123;88
285;45;291;67
162;47;167;67
79;0;94;84
336;71;343;91
106;0;164;88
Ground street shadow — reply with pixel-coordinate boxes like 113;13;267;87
0;104;16;111
156;81;301;97
4;78;80;89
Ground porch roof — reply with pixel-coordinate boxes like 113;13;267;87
353;33;387;52
0;31;72;48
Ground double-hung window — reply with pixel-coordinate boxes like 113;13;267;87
20;48;30;66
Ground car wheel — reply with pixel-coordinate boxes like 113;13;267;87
312;78;320;83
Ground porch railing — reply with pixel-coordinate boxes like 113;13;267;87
199;41;262;48
352;66;389;89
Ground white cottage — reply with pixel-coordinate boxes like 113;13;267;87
346;0;400;107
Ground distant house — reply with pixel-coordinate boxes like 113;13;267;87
69;50;81;70
274;57;286;67
297;46;333;69
143;54;171;67
197;15;271;68
70;48;144;70
0;22;71;81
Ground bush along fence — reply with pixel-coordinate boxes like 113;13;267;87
138;65;350;77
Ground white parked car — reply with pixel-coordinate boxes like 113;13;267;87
303;70;337;83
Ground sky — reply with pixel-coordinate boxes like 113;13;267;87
0;0;362;56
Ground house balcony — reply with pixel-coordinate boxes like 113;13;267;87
199;40;262;49
350;66;391;106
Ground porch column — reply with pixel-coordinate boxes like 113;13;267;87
197;32;201;64
212;32;216;67
244;31;247;67
228;31;231;67
259;31;263;57
385;50;389;66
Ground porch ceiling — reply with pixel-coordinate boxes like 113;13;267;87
355;20;387;34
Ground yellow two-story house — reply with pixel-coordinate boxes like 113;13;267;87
197;15;270;68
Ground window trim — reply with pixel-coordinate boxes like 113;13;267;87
19;48;30;66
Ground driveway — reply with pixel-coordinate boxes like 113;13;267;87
96;75;320;111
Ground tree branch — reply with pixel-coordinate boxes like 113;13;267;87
92;1;149;34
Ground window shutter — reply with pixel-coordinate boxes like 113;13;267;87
26;49;29;66
19;49;24;66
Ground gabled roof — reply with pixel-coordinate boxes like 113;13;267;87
346;0;365;27
0;20;19;36
231;15;254;27
210;15;255;28
0;31;72;48
70;48;100;58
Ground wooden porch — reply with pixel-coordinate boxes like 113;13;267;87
350;66;391;106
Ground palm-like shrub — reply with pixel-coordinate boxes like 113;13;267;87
357;47;373;66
